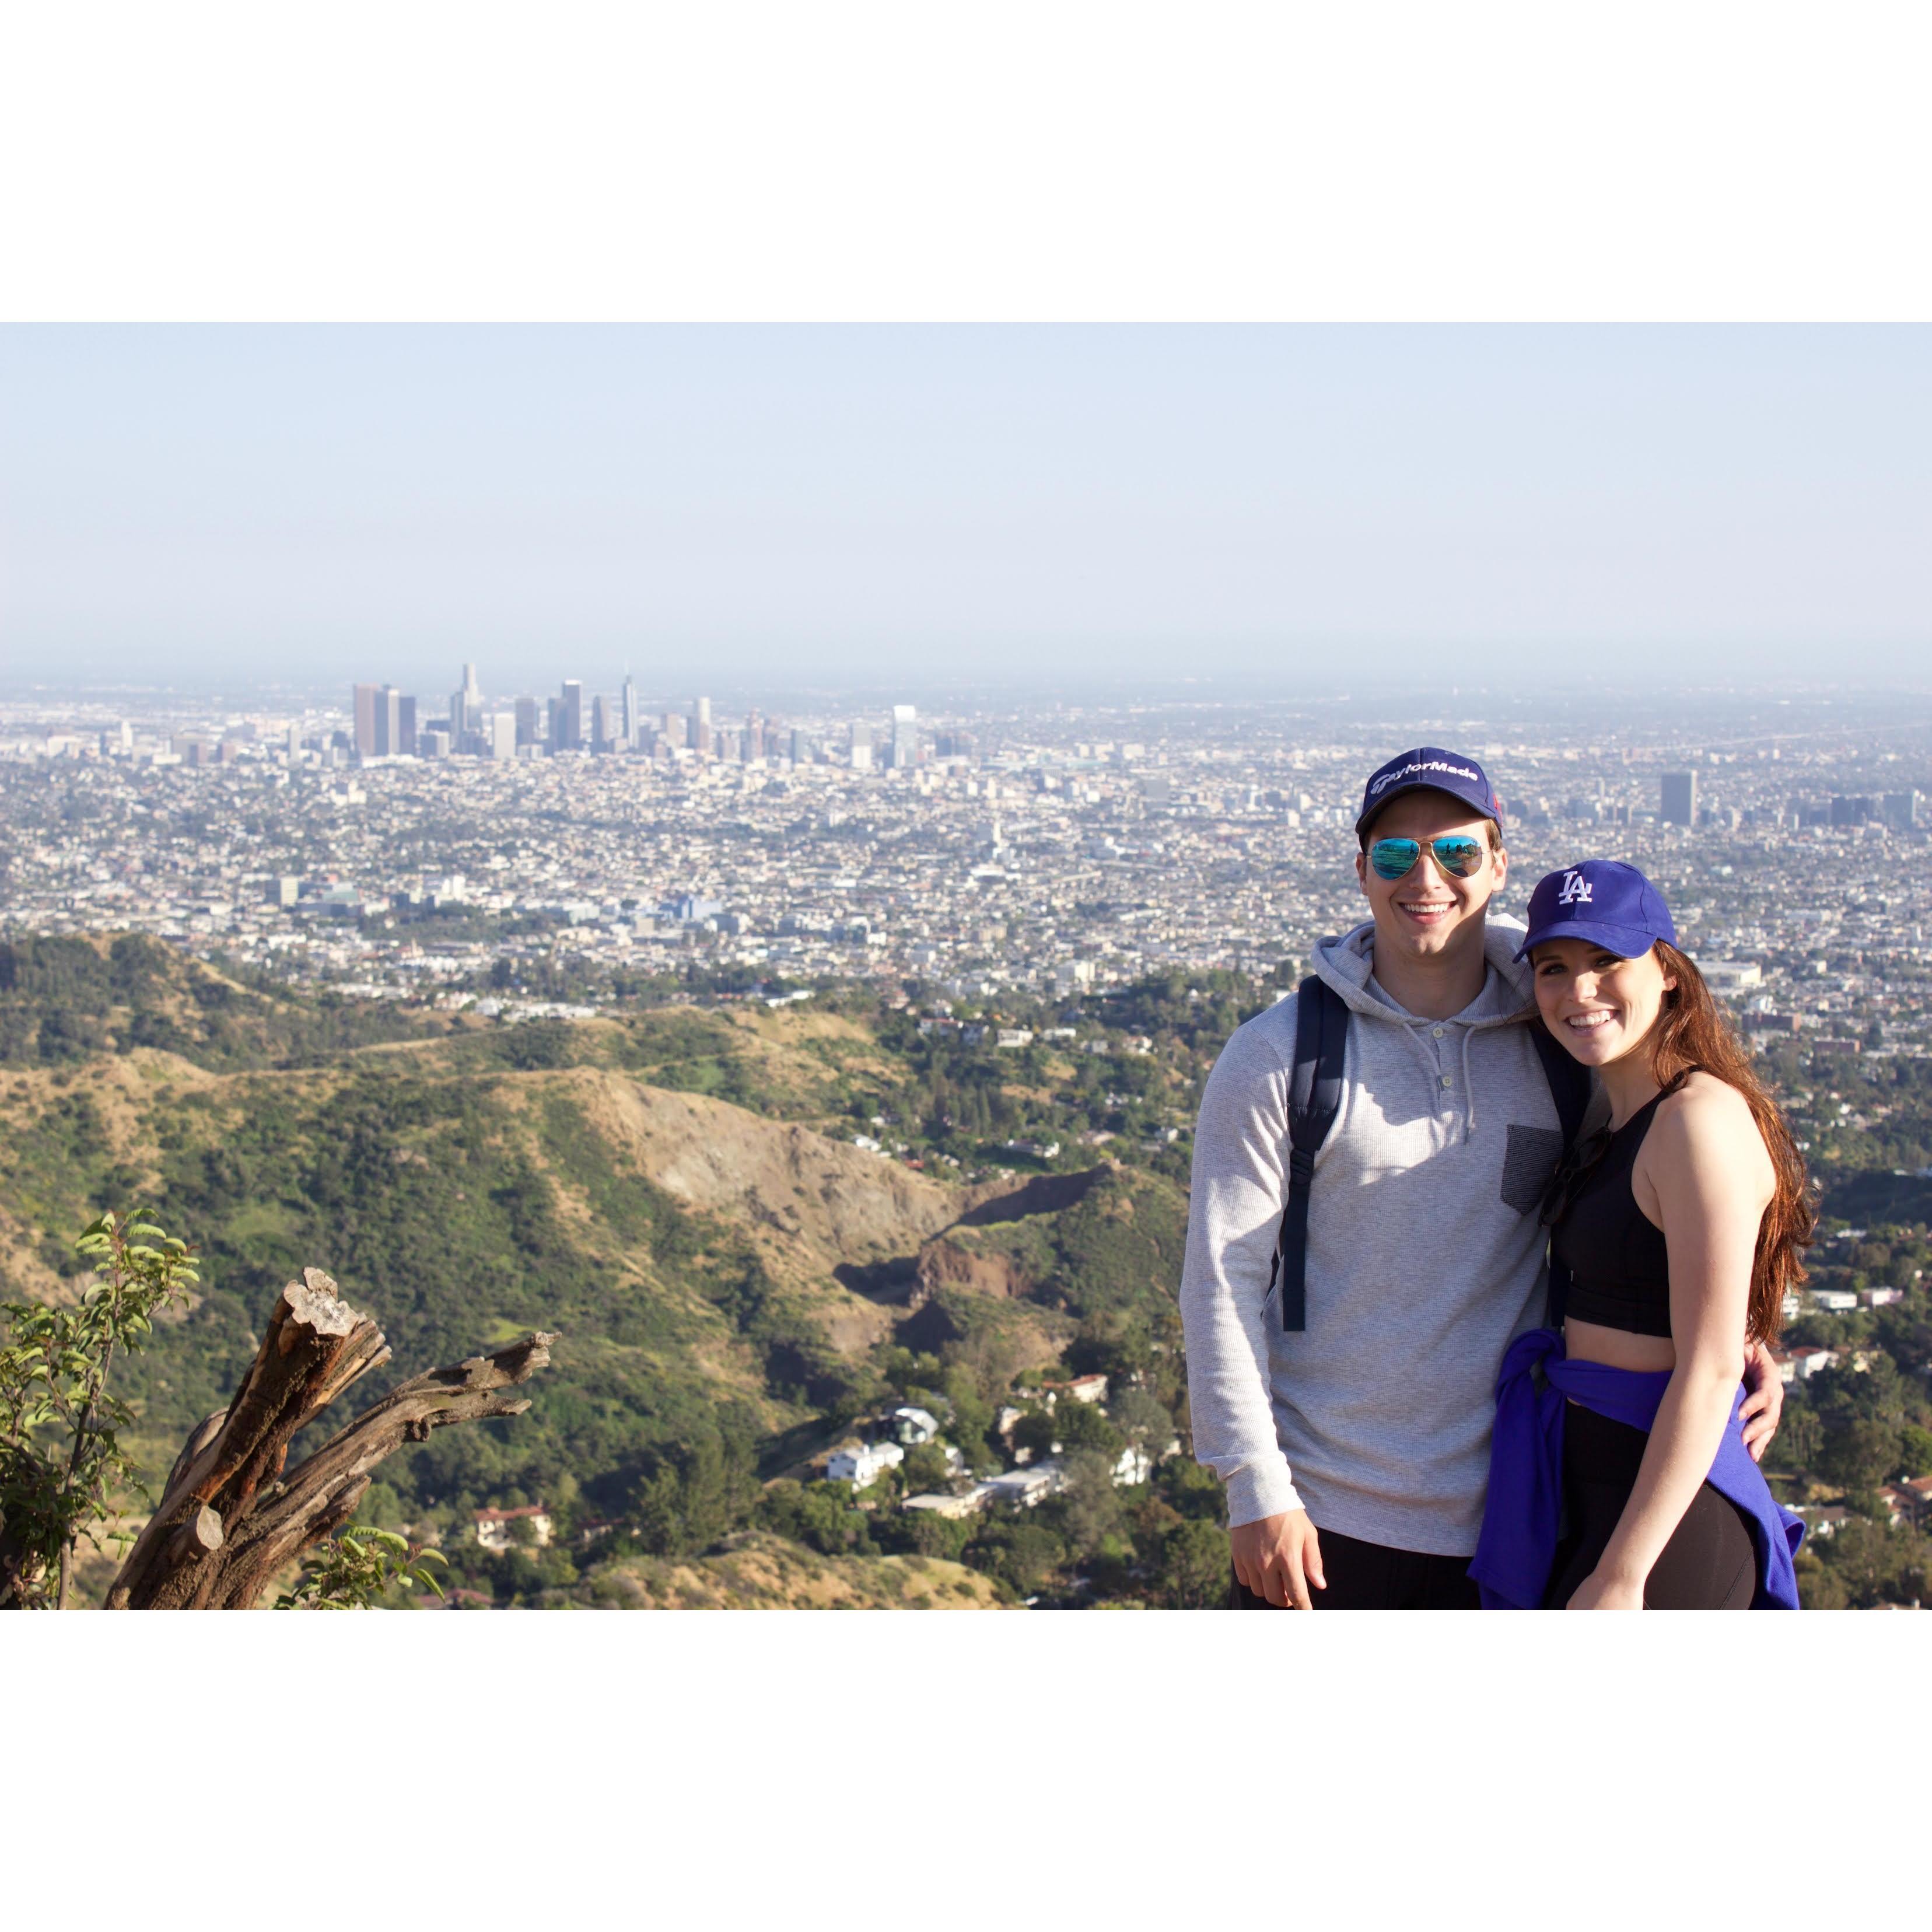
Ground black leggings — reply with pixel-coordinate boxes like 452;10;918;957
1544;1402;1756;1609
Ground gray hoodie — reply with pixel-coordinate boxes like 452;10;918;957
1180;915;1584;1557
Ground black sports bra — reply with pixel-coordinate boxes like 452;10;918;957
1549;1090;1674;1339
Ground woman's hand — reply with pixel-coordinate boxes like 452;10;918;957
1567;1569;1644;1610
1739;1337;1784;1462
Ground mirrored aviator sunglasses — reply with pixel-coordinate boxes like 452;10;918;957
1367;834;1488;881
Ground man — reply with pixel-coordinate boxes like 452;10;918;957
1178;747;1782;1609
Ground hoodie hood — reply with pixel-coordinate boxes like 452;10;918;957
1311;914;1534;1027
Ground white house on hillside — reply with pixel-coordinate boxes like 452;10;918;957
982;1460;1066;1508
889;1406;940;1446
902;1484;998;1519
474;1504;554;1550
1770;1345;1838;1384
826;1441;904;1489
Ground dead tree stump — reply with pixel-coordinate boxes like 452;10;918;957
107;1267;554;1610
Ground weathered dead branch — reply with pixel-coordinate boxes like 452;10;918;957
107;1267;552;1609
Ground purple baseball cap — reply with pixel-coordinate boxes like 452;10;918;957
1355;746;1504;838
1515;859;1678;961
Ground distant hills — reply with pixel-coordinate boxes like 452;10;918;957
1;934;1208;1607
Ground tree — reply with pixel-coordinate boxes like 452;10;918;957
1157;1516;1230;1608
1897;1423;1932;1480
277;1527;447;1609
1819;1420;1903;1497
1112;1388;1175;1457
1053;1399;1123;1456
900;1443;953;1494
1;1209;200;1608
1810;1357;1909;1496
1052;1450;1123;1557
107;1268;555;1609
1763;1394;1822;1479
4;1209;556;1609
1152;1453;1223;1522
966;1515;1065;1596
1807;1518;1930;1609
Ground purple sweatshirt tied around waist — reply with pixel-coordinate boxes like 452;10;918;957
1468;1326;1804;1611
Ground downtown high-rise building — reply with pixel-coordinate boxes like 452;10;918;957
1660;771;1697;827
515;695;541;747
353;682;415;757
890;703;918;770
690;695;712;758
450;662;482;738
591;693;614;754
621;675;639;751
560;680;584;751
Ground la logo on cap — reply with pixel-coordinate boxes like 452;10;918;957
1557;870;1592;906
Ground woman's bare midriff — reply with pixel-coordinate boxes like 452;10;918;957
1563;1314;1675;1374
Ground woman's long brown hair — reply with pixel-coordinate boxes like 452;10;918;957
1647;940;1813;1343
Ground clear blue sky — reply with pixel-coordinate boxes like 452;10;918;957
2;326;1926;696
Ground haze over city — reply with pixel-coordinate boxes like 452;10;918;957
2;326;1927;696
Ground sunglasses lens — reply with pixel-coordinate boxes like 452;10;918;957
1433;837;1485;877
1370;840;1419;880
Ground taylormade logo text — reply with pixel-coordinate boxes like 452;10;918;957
1367;758;1482;798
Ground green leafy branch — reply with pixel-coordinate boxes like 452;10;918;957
276;1526;447;1611
0;1209;199;1609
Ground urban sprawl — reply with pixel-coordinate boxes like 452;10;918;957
4;674;1930;1065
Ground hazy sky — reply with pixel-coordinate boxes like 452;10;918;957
1;326;1927;697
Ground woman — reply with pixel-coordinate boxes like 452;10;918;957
1469;858;1810;1609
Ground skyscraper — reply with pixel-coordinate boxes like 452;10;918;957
1660;771;1696;827
515;696;541;748
352;683;380;758
450;663;481;740
561;680;584;751
691;695;712;758
621;675;639;751
591;693;614;754
891;703;918;770
396;693;418;758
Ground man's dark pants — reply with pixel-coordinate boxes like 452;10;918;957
1228;1525;1480;1610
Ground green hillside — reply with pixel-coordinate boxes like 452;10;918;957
1;935;1218;1608
18;932;1924;1611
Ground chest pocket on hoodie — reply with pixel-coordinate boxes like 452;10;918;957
1500;1124;1564;1214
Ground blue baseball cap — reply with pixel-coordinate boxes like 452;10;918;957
1515;859;1677;961
1356;746;1504;837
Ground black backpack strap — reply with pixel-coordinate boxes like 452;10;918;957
1527;1020;1592;1326
1268;975;1349;1331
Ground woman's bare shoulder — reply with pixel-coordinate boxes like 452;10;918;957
1651;1072;1772;1172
